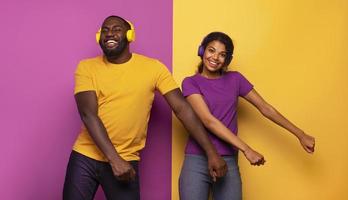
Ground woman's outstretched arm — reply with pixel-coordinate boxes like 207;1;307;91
243;89;315;153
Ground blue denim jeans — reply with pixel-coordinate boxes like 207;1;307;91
179;154;242;200
63;151;140;200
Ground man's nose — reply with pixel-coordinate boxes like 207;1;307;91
106;30;114;37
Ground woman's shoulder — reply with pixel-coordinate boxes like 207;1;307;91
226;70;243;76
226;71;253;87
182;73;200;87
183;73;200;81
226;70;251;79
225;70;244;79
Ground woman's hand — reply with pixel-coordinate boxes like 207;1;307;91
243;147;266;166
298;133;315;153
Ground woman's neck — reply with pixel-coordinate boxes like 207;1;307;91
201;68;223;79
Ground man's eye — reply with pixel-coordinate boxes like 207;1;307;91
101;28;111;34
113;28;122;32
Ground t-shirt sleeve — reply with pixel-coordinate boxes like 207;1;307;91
74;61;96;94
237;72;254;96
182;77;201;97
155;61;179;95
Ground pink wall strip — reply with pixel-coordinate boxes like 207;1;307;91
0;0;173;199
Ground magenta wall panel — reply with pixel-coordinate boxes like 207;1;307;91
0;0;173;199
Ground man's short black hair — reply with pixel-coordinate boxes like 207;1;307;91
102;15;131;30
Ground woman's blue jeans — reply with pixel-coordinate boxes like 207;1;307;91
179;154;242;200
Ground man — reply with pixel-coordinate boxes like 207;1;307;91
63;15;227;200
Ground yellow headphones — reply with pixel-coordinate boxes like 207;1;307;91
95;20;135;43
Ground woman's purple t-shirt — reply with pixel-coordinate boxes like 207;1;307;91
182;71;253;155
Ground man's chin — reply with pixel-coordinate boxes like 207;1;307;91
102;48;122;57
100;40;127;58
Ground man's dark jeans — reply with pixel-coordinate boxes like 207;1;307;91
63;151;140;200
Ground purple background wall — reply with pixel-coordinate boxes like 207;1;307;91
0;0;172;199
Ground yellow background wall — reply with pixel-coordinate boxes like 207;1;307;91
172;0;348;199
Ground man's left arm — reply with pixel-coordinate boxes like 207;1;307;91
164;88;227;181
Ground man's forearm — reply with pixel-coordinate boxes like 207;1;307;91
174;102;218;156
80;114;122;162
164;89;227;178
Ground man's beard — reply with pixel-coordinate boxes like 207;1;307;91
100;37;128;58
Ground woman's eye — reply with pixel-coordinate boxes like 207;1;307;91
208;48;215;53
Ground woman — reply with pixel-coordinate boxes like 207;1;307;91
179;32;315;200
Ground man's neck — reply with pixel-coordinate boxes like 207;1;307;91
105;48;132;64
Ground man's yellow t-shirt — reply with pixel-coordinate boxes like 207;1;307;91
73;53;178;161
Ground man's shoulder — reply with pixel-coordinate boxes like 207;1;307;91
132;53;167;71
75;56;104;73
132;53;160;64
79;55;103;65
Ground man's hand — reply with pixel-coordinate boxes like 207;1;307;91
298;133;315;153
243;147;265;166
109;157;136;182
207;153;227;182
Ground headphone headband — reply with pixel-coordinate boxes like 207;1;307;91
95;17;135;43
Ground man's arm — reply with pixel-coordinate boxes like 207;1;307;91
163;88;227;180
75;91;135;181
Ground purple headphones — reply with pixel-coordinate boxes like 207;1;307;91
197;34;209;57
197;45;205;57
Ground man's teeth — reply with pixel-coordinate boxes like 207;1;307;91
106;40;117;44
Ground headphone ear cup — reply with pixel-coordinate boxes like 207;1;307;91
126;29;135;42
125;20;135;42
96;29;101;44
198;45;204;57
